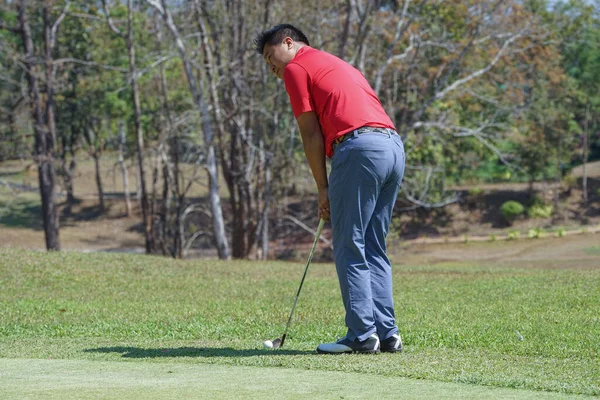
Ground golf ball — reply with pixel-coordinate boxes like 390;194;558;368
263;340;274;349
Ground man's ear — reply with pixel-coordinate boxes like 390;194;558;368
284;36;294;49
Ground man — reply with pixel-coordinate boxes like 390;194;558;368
255;24;405;354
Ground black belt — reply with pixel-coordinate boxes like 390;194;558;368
333;126;397;145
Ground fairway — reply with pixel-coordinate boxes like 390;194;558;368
0;358;590;399
0;247;599;398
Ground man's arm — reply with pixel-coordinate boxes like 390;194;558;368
296;111;330;221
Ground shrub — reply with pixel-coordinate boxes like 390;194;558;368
507;230;520;240
501;201;524;224
528;228;543;239
556;227;566;237
489;234;496;242
527;204;553;219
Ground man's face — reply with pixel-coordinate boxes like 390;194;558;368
263;37;295;80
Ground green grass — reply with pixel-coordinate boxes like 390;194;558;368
0;248;599;396
1;358;586;400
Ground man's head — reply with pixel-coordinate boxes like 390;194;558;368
254;24;310;80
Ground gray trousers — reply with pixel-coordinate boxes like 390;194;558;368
329;129;405;342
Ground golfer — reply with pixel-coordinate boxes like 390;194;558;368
256;24;405;354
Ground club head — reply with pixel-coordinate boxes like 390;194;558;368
271;338;282;349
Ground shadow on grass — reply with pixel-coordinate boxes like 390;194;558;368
0;199;43;230
84;346;313;358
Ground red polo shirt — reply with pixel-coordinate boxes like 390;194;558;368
283;46;396;158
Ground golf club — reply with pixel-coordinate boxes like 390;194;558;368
270;218;325;349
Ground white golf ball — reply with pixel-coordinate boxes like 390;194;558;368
263;340;274;349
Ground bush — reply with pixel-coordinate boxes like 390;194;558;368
528;228;543;239
501;201;524;224
556;227;566;237
507;230;520;240
527;204;553;219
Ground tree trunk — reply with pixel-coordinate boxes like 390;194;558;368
257;139;272;260
150;148;162;252
60;132;75;213
135;162;142;203
125;0;152;253
160;155;170;256
158;63;173;256
554;128;562;214
92;150;105;212
42;1;60;250
84;123;105;212
582;102;591;204
338;0;352;59
19;0;60;251
118;120;132;216
175;194;185;259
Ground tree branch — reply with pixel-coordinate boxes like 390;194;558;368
283;215;332;248
53;58;128;72
51;1;71;49
101;0;127;39
433;27;528;101
398;191;459;211
375;33;415;94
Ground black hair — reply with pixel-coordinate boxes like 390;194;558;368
254;24;310;55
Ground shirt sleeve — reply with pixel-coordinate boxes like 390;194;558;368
283;63;313;118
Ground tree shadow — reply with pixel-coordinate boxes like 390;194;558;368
84;346;313;358
0;199;43;230
479;190;533;228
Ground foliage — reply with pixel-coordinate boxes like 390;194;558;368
501;200;525;223
528;228;544;238
527;203;554;219
507;230;521;240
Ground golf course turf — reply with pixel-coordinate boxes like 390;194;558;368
0;247;598;398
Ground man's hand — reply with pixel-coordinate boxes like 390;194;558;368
318;186;330;222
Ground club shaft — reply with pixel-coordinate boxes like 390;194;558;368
281;219;325;342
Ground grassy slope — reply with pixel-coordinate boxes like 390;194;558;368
0;249;598;396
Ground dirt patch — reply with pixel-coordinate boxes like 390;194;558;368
391;232;600;269
0;197;143;252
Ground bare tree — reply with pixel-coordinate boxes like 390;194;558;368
102;0;152;253
145;0;231;260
